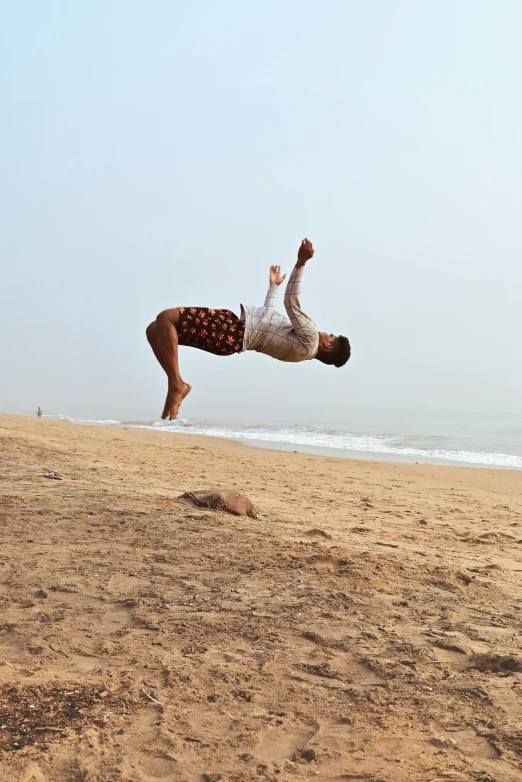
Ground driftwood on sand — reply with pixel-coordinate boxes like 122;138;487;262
179;489;258;519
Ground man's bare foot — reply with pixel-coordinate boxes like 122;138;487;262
161;383;192;421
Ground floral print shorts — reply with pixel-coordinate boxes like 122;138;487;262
177;307;244;356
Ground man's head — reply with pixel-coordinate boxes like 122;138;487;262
315;332;351;367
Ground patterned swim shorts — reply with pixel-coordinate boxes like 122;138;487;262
177;307;244;356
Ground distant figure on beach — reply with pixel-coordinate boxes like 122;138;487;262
37;407;42;418
146;239;351;420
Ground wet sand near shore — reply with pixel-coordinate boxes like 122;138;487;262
1;414;522;782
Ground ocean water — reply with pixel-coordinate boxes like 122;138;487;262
44;412;522;470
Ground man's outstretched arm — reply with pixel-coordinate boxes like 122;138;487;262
284;239;318;345
264;265;286;308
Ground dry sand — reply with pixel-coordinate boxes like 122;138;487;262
1;413;522;782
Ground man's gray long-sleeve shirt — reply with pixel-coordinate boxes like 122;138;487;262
240;266;319;362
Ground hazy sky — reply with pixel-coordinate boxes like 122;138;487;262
2;0;521;426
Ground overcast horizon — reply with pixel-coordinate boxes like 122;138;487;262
2;1;521;430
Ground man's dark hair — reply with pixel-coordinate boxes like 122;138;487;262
317;335;351;368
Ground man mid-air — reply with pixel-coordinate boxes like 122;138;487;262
146;239;351;420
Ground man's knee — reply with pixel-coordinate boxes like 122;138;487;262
146;321;157;343
156;308;180;328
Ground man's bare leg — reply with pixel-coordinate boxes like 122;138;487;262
146;308;191;420
145;321;169;373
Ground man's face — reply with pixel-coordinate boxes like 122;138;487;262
318;332;336;354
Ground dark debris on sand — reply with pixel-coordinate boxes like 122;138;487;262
0;684;137;752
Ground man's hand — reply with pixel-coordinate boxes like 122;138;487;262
270;265;287;285
297;238;314;268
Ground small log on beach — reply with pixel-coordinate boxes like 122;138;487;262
179;490;258;519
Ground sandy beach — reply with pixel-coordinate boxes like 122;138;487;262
1;413;522;782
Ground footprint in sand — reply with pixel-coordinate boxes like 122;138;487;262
303;528;333;540
306;554;350;571
254;724;316;763
467;652;522;673
18;765;47;782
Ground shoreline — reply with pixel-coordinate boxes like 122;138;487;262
3;412;520;472
242;435;522;469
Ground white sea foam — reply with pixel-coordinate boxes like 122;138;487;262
43;414;522;469
44;414;122;426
